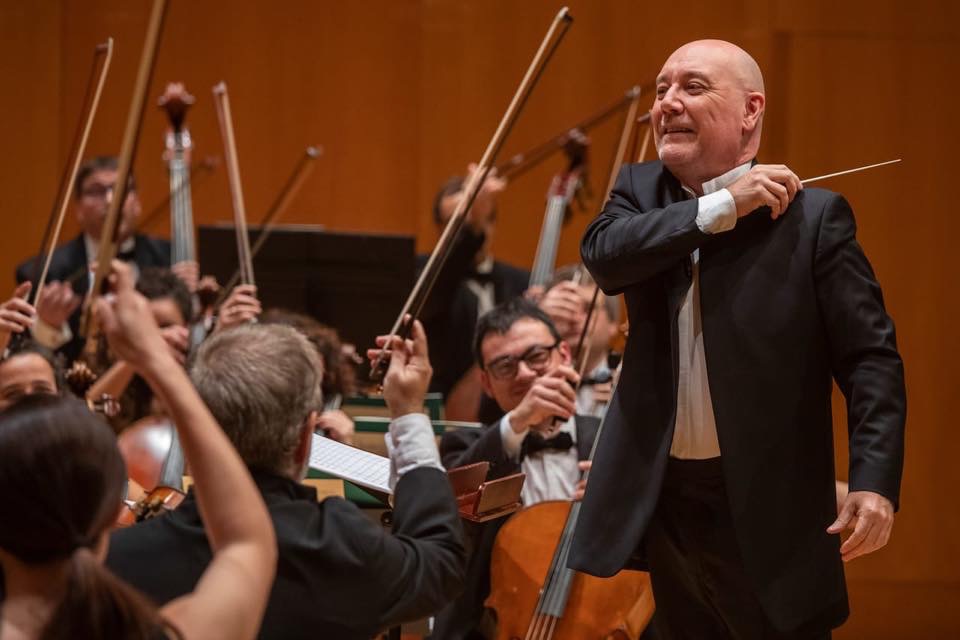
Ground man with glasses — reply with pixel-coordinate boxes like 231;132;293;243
432;297;600;639
15;156;172;361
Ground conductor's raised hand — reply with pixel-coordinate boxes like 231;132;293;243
380;317;433;419
827;490;895;563
94;260;172;375
726;164;802;220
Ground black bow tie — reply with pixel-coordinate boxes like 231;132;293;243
116;247;137;262
521;431;574;458
467;270;494;285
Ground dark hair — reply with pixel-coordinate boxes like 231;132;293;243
1;338;66;394
260;308;357;397
431;175;498;226
0;395;176;639
546;263;620;323
137;267;193;325
473;297;562;366
74;156;117;200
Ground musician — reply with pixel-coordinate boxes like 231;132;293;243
571;40;905;638
421;165;529;414
14;156;173;361
433;298;600;639
0;282;35;354
0;260;277;639
107;320;466;639
537;264;620;417
0;340;63;411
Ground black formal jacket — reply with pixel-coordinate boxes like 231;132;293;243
432;416;599;640
15;233;171;360
419;227;529;399
571;161;906;633
107;468;466;640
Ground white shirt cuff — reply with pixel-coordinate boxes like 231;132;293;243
499;412;528;462
696;188;737;234
384;413;444;491
31;318;71;350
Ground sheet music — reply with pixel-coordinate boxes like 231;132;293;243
309;433;392;494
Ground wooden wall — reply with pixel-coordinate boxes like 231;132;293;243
2;1;957;636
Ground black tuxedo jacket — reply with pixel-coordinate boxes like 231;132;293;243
419;227;529;398
106;468;465;640
571;161;906;632
433;415;599;640
15;233;171;360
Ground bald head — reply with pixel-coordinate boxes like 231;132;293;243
652;39;766;190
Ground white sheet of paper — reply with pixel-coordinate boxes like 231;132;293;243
309;433;392;494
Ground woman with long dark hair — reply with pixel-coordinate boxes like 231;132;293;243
0;261;277;639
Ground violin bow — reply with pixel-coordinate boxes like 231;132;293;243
370;6;575;381
216;145;323;302
29;39;114;308
497;84;647;182
212;82;255;289
80;0;169;351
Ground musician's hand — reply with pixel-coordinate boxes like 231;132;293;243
215;284;260;333
159;324;190;365
171;260;200;293
524;285;545;303
573;460;591;501
0;282;36;333
726;164;802;220
380;318;433;419
538;281;585;342
315;409;355;445
508;364;579;434
95;261;173;376
464;162;507;229
36;281;81;330
827;489;894;562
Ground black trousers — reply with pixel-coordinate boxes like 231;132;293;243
645;458;830;640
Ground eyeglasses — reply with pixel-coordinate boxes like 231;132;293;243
483;340;560;380
81;180;136;200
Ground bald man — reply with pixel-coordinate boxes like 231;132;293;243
572;40;905;639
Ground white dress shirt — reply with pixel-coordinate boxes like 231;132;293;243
384;413;445;492
499;413;578;505
669;162;749;459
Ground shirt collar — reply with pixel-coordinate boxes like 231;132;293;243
680;161;752;198
84;233;136;261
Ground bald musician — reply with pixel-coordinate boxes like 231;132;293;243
571;40;905;639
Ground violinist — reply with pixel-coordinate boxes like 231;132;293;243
14;156;175;362
0;260;277;639
572;40;905;638
86;267;192;428
107;320;466;639
537;264;620;417
421;165;529;415
434;298;600;640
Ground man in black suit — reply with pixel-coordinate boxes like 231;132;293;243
15;156;172;361
421;167;529;420
433;298;601;639
107;320;465;639
571;40;906;639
